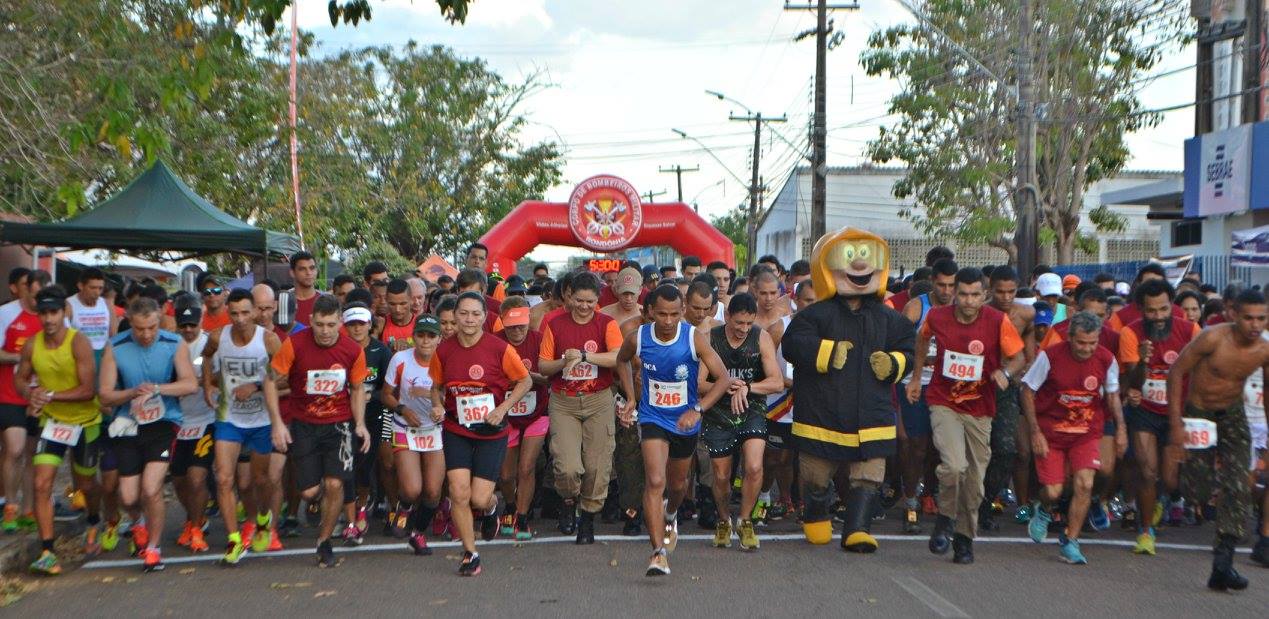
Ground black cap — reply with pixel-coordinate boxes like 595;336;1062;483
176;305;203;326
35;286;67;312
505;275;527;294
413;314;441;335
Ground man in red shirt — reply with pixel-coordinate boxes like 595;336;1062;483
289;251;321;327
429;292;531;576
1021;311;1125;565
1;268;46;530
197;273;231;332
266;294;370;568
381;279;418;352
539;273;624;543
909;267;1024;565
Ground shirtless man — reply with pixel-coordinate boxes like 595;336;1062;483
752;272;785;329
530;274;571;333
979;266;1035;531
1165;288;1269;591
601;268;643;326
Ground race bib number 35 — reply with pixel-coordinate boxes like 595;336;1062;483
41;421;83;446
1182;418;1217;449
649;379;688;409
942;350;984;382
508;391;538;417
306;369;347;396
457;393;496;427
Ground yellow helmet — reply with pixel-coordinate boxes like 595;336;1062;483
809;227;890;300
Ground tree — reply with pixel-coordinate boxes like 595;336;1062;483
710;206;748;268
861;0;1186;263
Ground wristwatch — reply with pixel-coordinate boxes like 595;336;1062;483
581;351;588;363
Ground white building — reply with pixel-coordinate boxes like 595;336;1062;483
754;165;1178;272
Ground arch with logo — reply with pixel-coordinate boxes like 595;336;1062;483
479;174;734;276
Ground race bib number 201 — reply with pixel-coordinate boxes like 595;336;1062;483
1143;378;1167;406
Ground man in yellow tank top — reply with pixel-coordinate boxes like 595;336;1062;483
14;286;102;575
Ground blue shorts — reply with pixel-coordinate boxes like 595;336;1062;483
214;421;274;455
897;382;932;438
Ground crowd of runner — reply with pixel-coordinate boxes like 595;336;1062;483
0;242;1266;589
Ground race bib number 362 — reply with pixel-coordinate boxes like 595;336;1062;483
457;393;496;427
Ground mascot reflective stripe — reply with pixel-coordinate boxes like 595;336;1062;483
782;227;915;552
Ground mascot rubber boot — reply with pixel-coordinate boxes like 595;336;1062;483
841;486;880;553
802;486;835;545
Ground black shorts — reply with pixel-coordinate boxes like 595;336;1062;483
1126;406;1170;442
0;403;36;433
290;420;354;490
702;412;767;458
170;426;214;477
766;422;793;450
442;430;507;482
365;403;386;444
640;423;698;460
115;422;177;476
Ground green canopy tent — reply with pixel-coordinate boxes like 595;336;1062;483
0;160;301;257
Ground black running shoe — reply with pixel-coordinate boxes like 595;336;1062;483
458;551;482;576
480;496;500;542
316;540;338;568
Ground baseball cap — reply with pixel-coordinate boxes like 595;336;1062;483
1061;274;1081;291
1115;282;1130;296
35;287;67;312
413;314;441;335
1033;301;1055;326
1035;272;1062;297
176;305;203;326
615;267;642;295
342;303;373;324
641;264;660;282
502;306;530;327
505;275;528;294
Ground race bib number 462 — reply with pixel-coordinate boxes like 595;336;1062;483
457;393;496;427
306;369;347;396
942;350;984;382
564;362;599;381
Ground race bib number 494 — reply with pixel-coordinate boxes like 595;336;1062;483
457;393;496;427
306;369;347;396
942;350;984;382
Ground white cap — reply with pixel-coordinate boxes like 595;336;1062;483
342;306;373;324
1035;272;1062;297
1115;282;1130;296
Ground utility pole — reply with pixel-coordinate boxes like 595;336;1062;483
786;1;859;252
1014;0;1038;279
729;112;786;270
642;189;667;204
658;164;700;202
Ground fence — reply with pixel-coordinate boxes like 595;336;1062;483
1050;256;1256;291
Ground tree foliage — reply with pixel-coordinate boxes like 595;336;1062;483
861;0;1186;263
710;206;749;268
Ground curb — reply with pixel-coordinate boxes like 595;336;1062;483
0;517;86;574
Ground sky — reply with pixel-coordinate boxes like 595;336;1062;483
292;0;1196;266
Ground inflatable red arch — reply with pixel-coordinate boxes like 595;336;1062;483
480;174;734;276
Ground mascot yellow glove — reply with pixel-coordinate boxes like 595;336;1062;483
869;351;906;383
832;341;853;370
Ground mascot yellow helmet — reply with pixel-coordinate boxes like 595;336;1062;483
809;227;890;300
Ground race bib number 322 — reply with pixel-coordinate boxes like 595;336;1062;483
306;369;347;396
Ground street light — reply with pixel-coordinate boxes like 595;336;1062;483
705;89;754;116
670;128;749;188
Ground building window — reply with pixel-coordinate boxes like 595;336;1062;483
1172;219;1202;247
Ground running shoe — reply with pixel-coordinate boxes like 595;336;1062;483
1000;487;1018;507
83;524;101;555
880;485;899;510
354;506;369;535
664;515;679;554
141;547;164;572
1;504;19;533
101;521;120;552
53;502;78;522
316;539;338;568
920;495;938;516
188;527;209;553
408;531;432;556
129;523;150;557
391;508;411;539
738;520;759;551
1167;500;1185;527
15;513;36;533
1150;501;1164;528
205;498;219;518
458;551;481;576
514;514;533;541
384;510;396;537
1132;529;1156;556
713;519;732;548
903;507;923;534
1059;536;1087;565
751;497;770;523
29;550;61;575
1087;502;1111;532
499;513;515;537
236;501;247;523
177;521;194;548
266;528;283;552
1120;505;1138;530
622;510;642;537
221;532;246;566
432;500;451;537
645;548;670;577
768;501;790;521
342;524;363;546
1014;503;1033;525
279;515;301;538
305;500;320;527
240;522;256;552
1027;503;1051;543
480;496;500;542
251;514;273;553
69;489;86;512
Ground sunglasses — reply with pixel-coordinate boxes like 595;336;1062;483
201;287;223;296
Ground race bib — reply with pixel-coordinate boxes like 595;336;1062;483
41;420;82;446
926;337;938;359
1143;377;1168;406
404;425;442;452
942;350;984;382
176;424;207;441
306;369;347;396
649;379;688;409
457;393;496;427
1244;376;1263;409
132;394;166;425
1182;417;1218;449
508;391;538;417
564;362;599;381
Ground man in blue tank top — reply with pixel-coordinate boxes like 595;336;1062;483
616;285;731;578
98;297;198;572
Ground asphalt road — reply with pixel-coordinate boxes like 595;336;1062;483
9;505;1268;617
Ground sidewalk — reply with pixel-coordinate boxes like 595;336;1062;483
0;466;86;573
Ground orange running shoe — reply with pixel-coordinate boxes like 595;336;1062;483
141;547;164;572
130;523;150;556
240;522;256;548
176;521;194;548
921;496;938;516
188;526;209;553
267;527;283;552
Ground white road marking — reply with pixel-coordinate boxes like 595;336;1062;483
892;575;971;618
79;533;1233;570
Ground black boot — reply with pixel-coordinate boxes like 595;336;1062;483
1252;535;1269;568
841;486;879;553
952;533;974;564
557;498;577;535
978;501;999;533
1208;535;1249;591
601;481;621;523
622;509;642;536
575;510;596;545
929;515;953;555
696;495;718;530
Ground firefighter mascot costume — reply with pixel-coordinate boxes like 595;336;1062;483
782;227;915;552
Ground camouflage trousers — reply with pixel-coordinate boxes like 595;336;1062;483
613;421;645;513
1180;401;1252;544
981;383;1020;511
